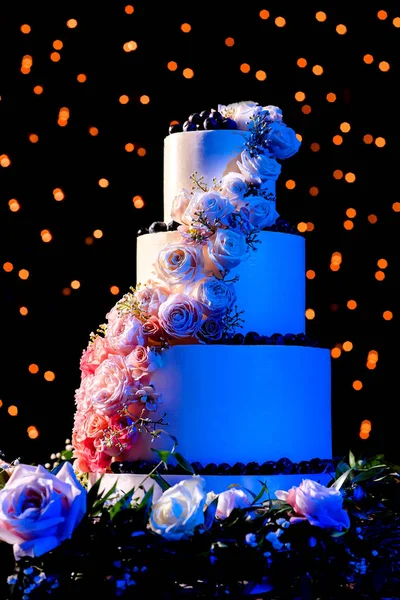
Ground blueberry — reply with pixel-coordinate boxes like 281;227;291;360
191;461;203;474
231;462;246;475
204;116;218;130
210;109;223;123
188;112;202;125
277;457;293;474
218;462;231;475
137;226;149;236
270;333;284;345
196;122;205;131
149;221;168;233
283;333;297;345
260;461;279;475
221;117;237;130
245;331;261;345
232;332;245;345
168;123;183;134
199;109;210;119
167;220;179;231
203;462;218;475
183;120;196;132
244;461;260;475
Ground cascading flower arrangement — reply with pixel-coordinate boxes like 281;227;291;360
71;101;301;474
0;449;399;599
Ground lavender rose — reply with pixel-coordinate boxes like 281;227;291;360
275;479;350;530
0;462;86;560
237;149;282;186
156;243;204;287
207;228;249;272
158;293;204;338
149;476;207;541
197;315;224;342
267;121;301;160
196;277;236;314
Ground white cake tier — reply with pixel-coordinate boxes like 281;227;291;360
118;345;332;466
136;230;306;336
89;472;332;504
163;130;276;223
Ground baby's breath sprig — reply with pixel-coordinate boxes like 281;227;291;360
246;112;271;157
116;285;150;323
246;229;261;251
217;270;240;284
89;322;107;343
189;171;208;192
222;305;245;336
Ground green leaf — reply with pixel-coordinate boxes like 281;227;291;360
352;467;386;483
61;449;74;461
172;452;194;474
204;496;219;529
136;484;154;521
252;481;269;504
91;479;119;515
150;472;171;492
335;458;350;478
110;486;136;520
348;450;356;468
150;448;172;465
87;475;104;511
0;469;10;490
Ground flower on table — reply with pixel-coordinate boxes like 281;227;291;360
149;476;207;541
275;478;350;531
213;487;252;520
0;462;86;560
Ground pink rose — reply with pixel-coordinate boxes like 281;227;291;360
171;188;192;225
126;345;163;380
74;374;94;412
158;293;204;339
74;437;111;474
105;311;144;355
135;280;170;317
80;336;109;378
275;479;350;531
89;354;130;416
156;243;204;288
0;462;86;560
142;316;166;343
215;488;252;520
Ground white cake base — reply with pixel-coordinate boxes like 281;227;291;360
137;230;306;336
89;471;333;503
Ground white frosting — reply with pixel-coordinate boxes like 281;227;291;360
89;472;332;503
118;345;332;466
137;230;305;335
163;130;275;223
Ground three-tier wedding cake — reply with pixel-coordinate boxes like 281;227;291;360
72;100;333;496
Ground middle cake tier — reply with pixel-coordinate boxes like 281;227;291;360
137;230;306;336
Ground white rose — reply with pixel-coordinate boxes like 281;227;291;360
275;479;350;530
237;149;282;185
243;196;279;229
220;172;248;205
184;190;234;225
0;462;86;560
171;188;192;225
134;280;170;317
262;104;283;121
158;293;204;339
218;100;261;130
206;228;249;272
196;277;236;314
215;488;252;520
149;476;207;541
156;243;204;287
267;121;301;160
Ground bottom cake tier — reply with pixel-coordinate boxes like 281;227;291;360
117;344;332;466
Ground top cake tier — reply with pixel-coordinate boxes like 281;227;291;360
164;130;275;224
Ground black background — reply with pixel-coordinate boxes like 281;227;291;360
0;1;399;466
